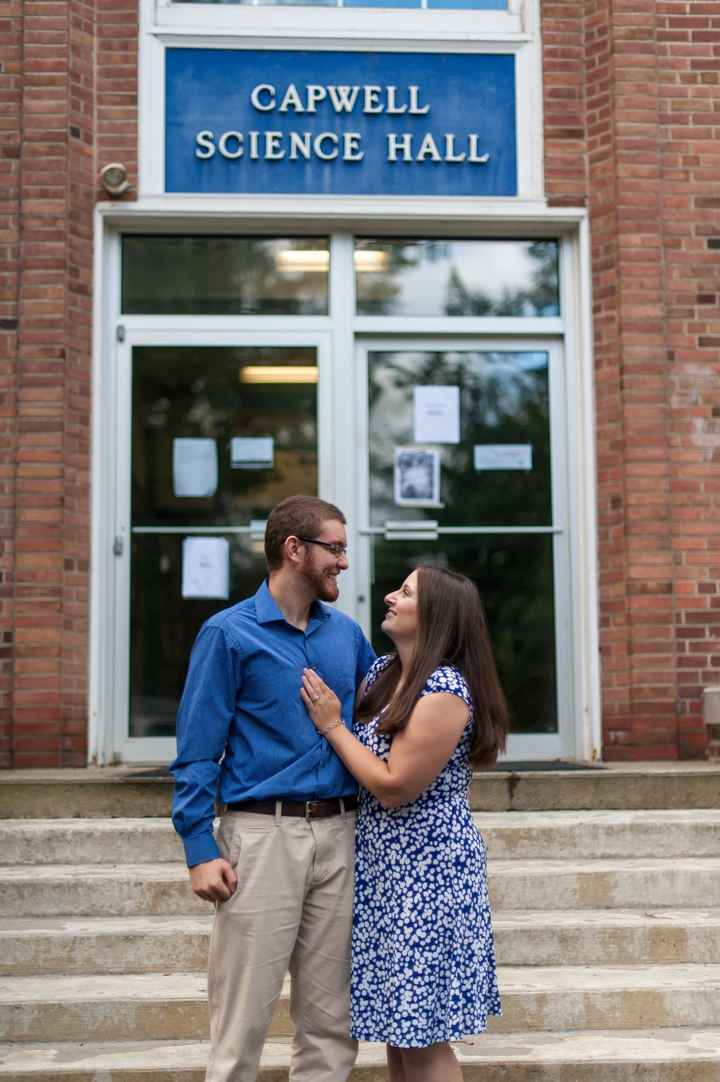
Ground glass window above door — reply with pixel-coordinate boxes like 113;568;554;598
122;236;330;315
356;239;559;317
181;0;506;7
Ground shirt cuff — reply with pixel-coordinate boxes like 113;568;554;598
183;831;221;868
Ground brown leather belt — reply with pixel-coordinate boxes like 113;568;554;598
227;796;358;818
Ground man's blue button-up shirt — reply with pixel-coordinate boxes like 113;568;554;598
171;580;376;867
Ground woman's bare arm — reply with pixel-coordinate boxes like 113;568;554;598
301;668;469;809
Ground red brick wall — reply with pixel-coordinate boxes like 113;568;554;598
542;0;719;759
1;1;717;765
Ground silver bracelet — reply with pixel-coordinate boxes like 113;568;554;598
319;719;344;736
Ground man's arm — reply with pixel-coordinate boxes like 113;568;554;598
171;623;241;902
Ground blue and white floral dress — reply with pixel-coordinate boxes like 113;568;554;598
350;656;501;1047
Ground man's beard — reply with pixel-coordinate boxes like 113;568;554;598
300;559;340;602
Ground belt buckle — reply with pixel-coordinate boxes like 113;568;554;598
305;800;324;819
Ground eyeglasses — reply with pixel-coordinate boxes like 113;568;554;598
296;536;348;558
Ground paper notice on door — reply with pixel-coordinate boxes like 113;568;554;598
230;437;274;470
181;537;229;600
172;438;218;498
474;444;533;471
413;386;460;444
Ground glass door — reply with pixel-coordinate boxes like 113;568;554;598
113;332;331;762
355;338;572;760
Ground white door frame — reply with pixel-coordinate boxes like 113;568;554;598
89;209;600;765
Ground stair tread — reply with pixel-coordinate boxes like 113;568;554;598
5;808;720;828
4;856;720;879
3;1030;720;1071
4;964;720;1003
3;907;720;936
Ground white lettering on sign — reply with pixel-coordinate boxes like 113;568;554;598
195;130;366;163
248;83;430;116
386;132;490;164
194;83;490;166
250;84;276;111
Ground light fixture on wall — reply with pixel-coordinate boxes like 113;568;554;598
100;162;130;196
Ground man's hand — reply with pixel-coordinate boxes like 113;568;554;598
189;857;238;903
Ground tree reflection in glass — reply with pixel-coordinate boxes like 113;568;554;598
368;350;551;527
356;238;559;318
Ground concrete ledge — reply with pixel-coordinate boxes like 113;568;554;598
2;763;720;817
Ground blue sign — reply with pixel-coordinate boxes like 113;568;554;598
165;49;517;197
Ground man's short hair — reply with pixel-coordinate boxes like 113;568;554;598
264;495;346;572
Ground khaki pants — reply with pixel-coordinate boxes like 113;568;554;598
205;806;358;1082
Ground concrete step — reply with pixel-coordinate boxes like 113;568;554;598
4;909;720;976
0;916;213;976
3;763;720;819
3;857;720;918
5;809;720;865
3;1031;720;1081
5;966;720;1042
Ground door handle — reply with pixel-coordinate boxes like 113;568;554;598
384;520;439;541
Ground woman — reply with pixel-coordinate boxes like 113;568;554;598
300;564;508;1082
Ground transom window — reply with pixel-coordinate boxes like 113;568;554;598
181;0;507;9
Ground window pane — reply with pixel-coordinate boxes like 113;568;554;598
182;0;505;6
122;236;329;315
132;346;318;527
368;350;551;528
356;239;559;317
129;534;268;737
370;535;557;734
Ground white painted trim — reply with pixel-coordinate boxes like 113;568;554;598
139;33;166;197
564;217;602;762
329;232;361;620
99;197;585;229
152;3;523;38
91;196;600;765
354;317;564;335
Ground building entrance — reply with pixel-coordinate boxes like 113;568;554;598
99;232;584;763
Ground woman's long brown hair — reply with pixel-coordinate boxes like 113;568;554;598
356;565;509;768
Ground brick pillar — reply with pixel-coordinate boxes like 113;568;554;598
543;0;704;759
662;0;720;757
6;0;95;767
0;1;22;768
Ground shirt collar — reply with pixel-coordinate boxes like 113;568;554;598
254;579;331;629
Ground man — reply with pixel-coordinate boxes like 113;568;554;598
171;495;376;1082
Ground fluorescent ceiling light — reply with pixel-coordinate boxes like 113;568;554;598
353;250;390;273
240;366;318;384
275;250;329;272
273;249;390;273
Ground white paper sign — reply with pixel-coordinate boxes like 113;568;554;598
413;386;460;444
230;437;274;470
173;438;218;498
394;448;441;507
181;537;229;600
474;444;533;471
